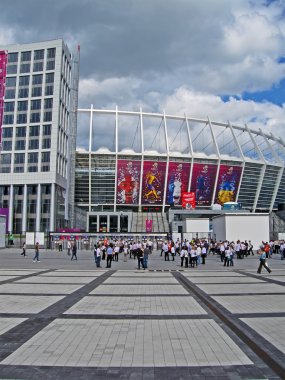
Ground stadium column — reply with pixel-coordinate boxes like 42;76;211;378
88;104;93;213
8;185;13;233
185;114;194;192
208;117;221;206
162;111;169;213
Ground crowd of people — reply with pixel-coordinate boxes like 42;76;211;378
20;236;285;274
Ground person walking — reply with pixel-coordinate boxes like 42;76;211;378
137;247;144;269
21;242;26;257
257;248;272;274
33;242;40;262
94;244;101;268
67;240;71;256
123;244;128;262
143;245;150;269
71;242;77;261
106;244;114;268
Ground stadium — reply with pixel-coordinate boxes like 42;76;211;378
74;107;285;235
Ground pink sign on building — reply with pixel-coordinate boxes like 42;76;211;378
0;51;8;146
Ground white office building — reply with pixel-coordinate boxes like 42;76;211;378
0;39;79;234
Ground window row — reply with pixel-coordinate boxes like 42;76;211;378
3;111;52;124
0;152;50;173
7;60;55;74
5;84;54;99
1;138;51;151
6;73;54;87
8;49;55;63
4;99;53;112
2;125;51;138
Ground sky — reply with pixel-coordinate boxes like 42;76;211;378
0;0;284;149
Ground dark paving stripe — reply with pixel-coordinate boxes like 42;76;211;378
0;364;274;380
173;271;285;379
60;314;210;320
237;312;285;318
204;292;285;296
88;293;189;297
0;270;114;362
235;270;285;286
0;269;55;285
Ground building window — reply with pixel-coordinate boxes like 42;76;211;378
16;126;26;137
44;111;52;122
30;112;41;123
32;74;43;85
31;99;41;110
20;63;31;73
2;127;13;138
14;166;24;173
33;61;44;72
18;88;29;98
46;73;54;83
44;98;53;109
6;77;17;87
8;52;18;62
42;138;51;149
42;151;50;163
4;102;15;112
19;76;30;86
5;89;16;99
21;51;31;62
46;60;55;70
2;141;12;151
34;49;44;60
14;153;25;164
29;125;40;137
43;124;51;136
45;85;54;96
17;101;28;111
32;87;42;97
3;114;14;124
29;139;39;150
15;139;26;150
47;48;56;59
7;65;17;75
17;113;27;124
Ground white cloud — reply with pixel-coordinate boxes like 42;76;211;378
160;87;285;139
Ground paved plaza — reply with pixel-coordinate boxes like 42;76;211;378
0;248;285;379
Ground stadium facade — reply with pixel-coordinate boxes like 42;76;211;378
75;107;285;233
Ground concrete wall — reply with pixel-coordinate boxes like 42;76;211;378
212;214;269;249
184;218;209;234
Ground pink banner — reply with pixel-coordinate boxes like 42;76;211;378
142;161;166;204
0;51;8;146
190;163;218;206
117;160;140;204
146;219;153;232
166;162;191;205
214;164;243;205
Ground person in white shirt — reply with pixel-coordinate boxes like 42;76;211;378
196;245;202;265
190;246;197;268
114;245;120;261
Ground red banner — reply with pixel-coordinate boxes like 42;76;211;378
182;192;196;209
142;161;166;204
117;160;140;204
166;162;191;205
190;163;218;206
146;219;153;232
214;164;242;205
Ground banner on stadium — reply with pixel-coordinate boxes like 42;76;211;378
0;50;8;146
166;162;191;206
214;164;243;205
182;192;196;209
142;161;166;204
145;219;153;232
190;163;218;206
117;160;141;204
